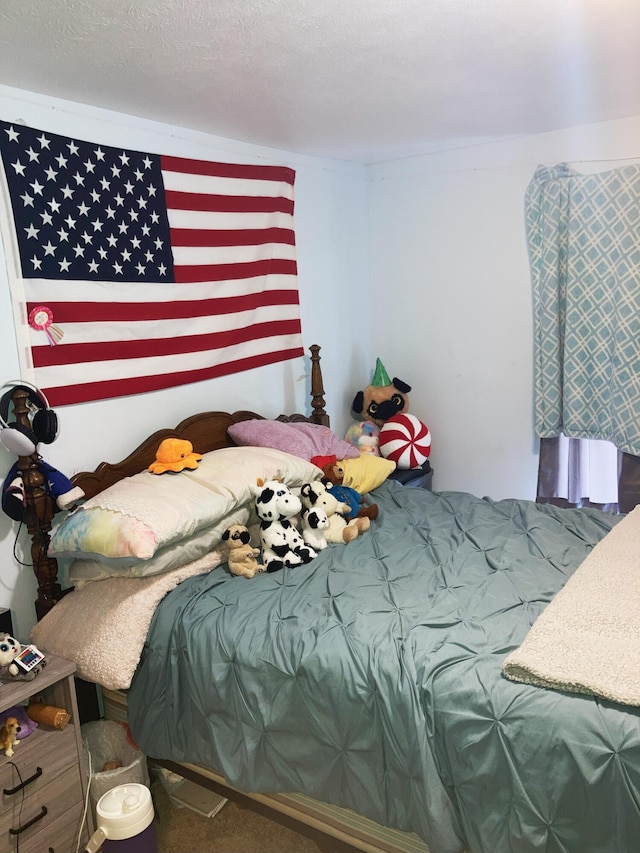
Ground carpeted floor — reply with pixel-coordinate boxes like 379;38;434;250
151;773;329;853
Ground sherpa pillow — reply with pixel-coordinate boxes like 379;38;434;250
228;419;359;461
49;446;322;577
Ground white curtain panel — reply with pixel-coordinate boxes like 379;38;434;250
539;434;620;505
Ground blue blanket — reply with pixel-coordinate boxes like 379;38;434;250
128;481;639;853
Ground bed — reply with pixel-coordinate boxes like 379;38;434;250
21;345;640;853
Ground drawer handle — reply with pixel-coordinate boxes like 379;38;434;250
9;804;48;835
3;765;43;795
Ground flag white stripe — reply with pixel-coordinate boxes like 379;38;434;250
171;243;296;266
0;120;302;405
27;304;301;346
166;209;294;231
32;334;303;388
161;170;295;200
23;274;299;304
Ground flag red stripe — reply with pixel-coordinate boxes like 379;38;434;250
174;258;297;283
170;227;296;247
165;190;294;215
161;155;295;184
43;347;305;406
32;319;302;367
27;289;300;323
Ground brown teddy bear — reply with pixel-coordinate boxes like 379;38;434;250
222;524;265;578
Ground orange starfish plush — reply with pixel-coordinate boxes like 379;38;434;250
148;438;202;474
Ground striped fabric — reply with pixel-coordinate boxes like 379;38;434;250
0;120;303;405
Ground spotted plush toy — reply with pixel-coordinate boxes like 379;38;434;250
253;478;317;572
301;507;329;551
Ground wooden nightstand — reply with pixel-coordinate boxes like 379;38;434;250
0;653;94;852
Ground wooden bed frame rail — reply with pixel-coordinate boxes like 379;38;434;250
12;344;328;620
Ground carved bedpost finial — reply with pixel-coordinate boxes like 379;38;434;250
309;345;328;425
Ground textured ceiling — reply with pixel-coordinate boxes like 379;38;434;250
1;0;640;163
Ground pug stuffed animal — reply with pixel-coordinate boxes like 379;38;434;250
351;357;411;428
222;524;264;578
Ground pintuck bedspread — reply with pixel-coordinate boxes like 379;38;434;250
127;481;640;853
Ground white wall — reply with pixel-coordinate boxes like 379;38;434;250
0;85;370;640
367;117;640;501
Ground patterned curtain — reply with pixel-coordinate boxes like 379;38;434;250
526;163;640;456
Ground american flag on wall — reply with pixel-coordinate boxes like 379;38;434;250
0;120;304;406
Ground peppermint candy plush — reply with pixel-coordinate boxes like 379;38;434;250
379;414;431;469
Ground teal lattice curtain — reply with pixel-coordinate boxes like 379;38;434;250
526;163;640;456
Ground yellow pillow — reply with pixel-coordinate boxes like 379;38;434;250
339;454;396;493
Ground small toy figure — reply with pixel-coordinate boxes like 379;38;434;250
344;420;380;455
0;634;46;682
0;716;20;757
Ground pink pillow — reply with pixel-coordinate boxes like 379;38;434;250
228;420;359;462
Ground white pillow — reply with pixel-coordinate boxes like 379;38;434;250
50;446;321;577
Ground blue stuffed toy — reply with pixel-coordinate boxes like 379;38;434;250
2;460;84;523
313;456;379;522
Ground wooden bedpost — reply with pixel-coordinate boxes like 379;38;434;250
309;344;329;425
10;387;62;619
20;346;329;619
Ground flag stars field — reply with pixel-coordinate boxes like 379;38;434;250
0;120;303;405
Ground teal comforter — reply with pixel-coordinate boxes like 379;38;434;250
128;482;640;853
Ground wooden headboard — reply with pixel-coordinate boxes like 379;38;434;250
13;344;328;619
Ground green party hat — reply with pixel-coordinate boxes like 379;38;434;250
371;357;391;387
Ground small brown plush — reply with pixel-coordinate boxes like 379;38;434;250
222;524;265;578
0;716;21;757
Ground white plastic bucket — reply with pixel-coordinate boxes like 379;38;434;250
84;783;157;853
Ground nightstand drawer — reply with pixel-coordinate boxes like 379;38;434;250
0;725;76;811
18;799;88;853
0;763;84;850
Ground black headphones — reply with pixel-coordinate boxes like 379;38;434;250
0;381;59;456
